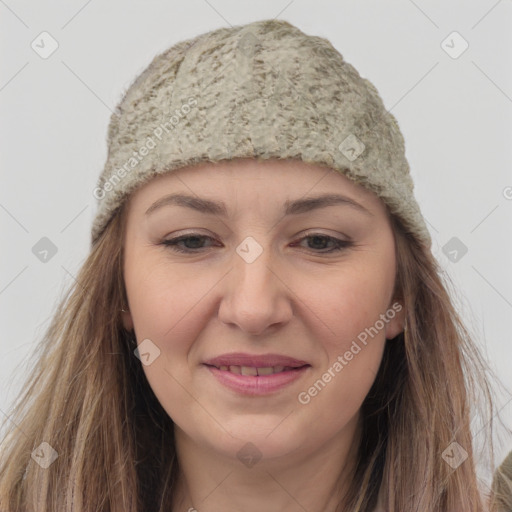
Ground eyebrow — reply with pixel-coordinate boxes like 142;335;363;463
145;192;374;218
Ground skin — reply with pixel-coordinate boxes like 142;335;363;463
121;157;405;512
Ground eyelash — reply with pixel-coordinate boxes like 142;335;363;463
161;233;353;254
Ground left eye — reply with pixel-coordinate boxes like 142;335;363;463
161;233;353;254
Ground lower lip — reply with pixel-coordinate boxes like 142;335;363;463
204;365;310;396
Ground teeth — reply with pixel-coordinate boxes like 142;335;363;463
256;367;274;375
216;364;295;375
240;366;258;376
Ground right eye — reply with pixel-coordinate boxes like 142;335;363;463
161;234;217;253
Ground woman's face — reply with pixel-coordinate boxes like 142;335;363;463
122;158;404;464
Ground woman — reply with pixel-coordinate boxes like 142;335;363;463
0;18;505;512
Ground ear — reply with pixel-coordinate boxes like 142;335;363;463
121;309;134;331
384;300;406;340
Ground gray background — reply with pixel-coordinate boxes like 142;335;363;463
1;0;511;483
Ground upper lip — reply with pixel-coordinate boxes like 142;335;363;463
203;353;310;368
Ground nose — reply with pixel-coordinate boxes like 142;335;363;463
217;240;293;336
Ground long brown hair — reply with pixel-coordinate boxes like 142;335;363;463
0;189;506;511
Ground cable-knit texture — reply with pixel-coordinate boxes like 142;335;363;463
91;19;431;249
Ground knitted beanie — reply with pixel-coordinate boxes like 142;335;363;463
90;18;431;249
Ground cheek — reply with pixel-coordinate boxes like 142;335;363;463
125;252;207;342
124;261;211;418
314;263;395;350
131;279;205;351
297;263;393;408
296;270;391;429
124;255;225;416
299;255;395;414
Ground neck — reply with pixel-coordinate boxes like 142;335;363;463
171;412;362;512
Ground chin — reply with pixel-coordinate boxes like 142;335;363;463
200;416;309;462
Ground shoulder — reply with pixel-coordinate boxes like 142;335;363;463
492;450;512;511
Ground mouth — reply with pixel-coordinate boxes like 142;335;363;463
202;353;312;395
205;364;310;376
202;353;311;395
203;352;310;370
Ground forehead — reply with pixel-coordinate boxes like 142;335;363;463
127;158;383;212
